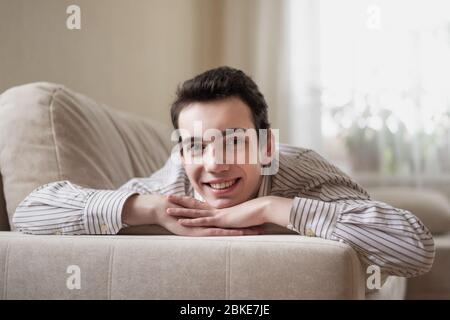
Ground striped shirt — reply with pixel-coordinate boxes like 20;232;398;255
12;144;435;278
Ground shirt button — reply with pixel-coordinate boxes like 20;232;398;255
305;228;316;237
100;224;108;234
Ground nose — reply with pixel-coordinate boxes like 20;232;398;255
203;144;230;173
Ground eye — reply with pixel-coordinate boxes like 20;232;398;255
188;142;204;153
226;136;245;145
235;136;245;144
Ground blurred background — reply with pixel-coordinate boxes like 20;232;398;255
1;0;449;197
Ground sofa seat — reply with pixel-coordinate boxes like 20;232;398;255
0;232;369;299
365;276;407;300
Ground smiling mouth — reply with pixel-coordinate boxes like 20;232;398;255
204;178;241;190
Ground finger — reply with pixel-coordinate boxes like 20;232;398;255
202;228;245;236
166;208;211;218
241;227;263;235
179;218;265;234
167;195;210;209
179;226;242;237
180;219;264;236
202;228;262;236
184;196;211;209
247;226;265;235
179;216;215;226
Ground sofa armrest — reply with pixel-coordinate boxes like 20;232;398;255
0;232;365;299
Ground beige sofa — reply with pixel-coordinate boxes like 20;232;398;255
0;82;448;299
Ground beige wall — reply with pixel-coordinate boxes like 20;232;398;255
0;0;225;126
220;0;284;137
0;0;284;132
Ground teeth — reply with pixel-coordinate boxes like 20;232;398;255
210;179;237;190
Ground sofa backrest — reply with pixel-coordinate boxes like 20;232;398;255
0;82;173;230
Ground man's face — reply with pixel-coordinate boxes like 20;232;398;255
177;97;264;208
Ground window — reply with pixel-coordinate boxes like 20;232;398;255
291;0;450;181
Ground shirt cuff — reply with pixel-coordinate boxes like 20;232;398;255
288;197;340;239
83;190;138;234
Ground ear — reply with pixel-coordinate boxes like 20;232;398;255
180;147;190;168
176;142;188;168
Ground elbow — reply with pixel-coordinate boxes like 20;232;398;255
399;209;436;278
396;235;436;278
11;193;44;234
413;236;436;277
379;229;436;278
12;205;31;233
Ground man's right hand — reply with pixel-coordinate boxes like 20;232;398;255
122;194;261;236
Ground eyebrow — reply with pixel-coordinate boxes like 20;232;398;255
180;128;247;145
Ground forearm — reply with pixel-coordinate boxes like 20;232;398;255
13;180;136;235
286;196;435;277
121;194;163;226
263;196;293;227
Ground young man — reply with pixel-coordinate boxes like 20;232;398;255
13;67;434;278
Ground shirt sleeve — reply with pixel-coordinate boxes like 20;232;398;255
288;195;435;277
285;151;435;278
12;155;188;235
12;180;140;235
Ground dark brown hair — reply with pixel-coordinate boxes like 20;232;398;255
170;66;270;132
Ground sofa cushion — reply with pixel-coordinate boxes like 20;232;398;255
368;187;450;235
0;82;172;228
365;276;407;300
0;232;366;299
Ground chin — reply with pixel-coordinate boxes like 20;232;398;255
207;197;242;209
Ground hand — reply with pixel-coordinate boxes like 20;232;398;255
122;194;261;236
166;195;274;230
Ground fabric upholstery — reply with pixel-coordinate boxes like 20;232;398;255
365;276;407;300
0;232;366;300
0;83;172;229
368;187;450;235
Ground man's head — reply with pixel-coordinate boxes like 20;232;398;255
170;66;272;208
